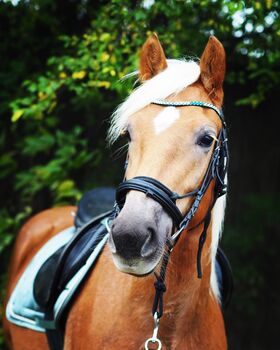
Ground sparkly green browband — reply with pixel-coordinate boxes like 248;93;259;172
151;99;224;124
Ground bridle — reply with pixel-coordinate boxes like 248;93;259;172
114;99;229;349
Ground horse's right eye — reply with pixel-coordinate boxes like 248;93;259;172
121;128;131;141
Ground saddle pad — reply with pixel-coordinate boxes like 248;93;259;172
6;224;109;332
6;226;75;332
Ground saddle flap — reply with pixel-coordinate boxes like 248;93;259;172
34;215;110;309
33;187;115;309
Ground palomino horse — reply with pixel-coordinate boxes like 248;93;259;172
4;34;228;349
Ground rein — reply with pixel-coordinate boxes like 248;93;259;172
114;100;229;349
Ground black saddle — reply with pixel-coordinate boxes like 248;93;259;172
33;213;110;308
34;187;115;309
74;187;115;228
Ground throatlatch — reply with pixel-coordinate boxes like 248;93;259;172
114;100;229;350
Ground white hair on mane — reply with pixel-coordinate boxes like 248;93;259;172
108;59;200;144
108;58;226;301
210;177;227;302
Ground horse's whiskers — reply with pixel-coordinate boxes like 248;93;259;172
111;142;129;160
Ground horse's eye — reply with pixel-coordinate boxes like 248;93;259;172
197;134;214;148
120;128;131;141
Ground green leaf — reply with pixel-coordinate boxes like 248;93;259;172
11;109;24;122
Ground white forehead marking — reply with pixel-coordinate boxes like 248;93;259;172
108;60;200;144
153;107;180;134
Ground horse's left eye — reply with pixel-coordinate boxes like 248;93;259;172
197;134;214;148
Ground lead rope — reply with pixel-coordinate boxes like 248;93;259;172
145;240;173;350
143;153;218;349
144;212;212;350
134;141;224;349
144;189;217;349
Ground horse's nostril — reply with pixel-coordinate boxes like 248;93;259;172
140;227;156;258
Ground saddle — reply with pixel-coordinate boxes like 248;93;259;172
33;187;115;309
33;212;112;309
5;188;115;335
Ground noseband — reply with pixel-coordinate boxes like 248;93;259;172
113;99;229;349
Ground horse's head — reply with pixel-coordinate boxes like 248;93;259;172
108;34;226;276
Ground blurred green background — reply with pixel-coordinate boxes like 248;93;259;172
0;0;279;349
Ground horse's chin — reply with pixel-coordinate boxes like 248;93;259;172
111;253;162;277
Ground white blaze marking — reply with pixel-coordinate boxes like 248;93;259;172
153;107;180;134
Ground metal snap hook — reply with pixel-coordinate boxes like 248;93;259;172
145;313;162;350
145;337;162;350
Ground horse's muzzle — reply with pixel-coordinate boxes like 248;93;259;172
108;192;172;275
109;218;158;260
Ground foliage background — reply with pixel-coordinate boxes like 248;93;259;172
0;0;279;349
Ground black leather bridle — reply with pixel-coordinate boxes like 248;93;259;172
113;99;229;347
115;99;228;243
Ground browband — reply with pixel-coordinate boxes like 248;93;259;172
152;99;225;124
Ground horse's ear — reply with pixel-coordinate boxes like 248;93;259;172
200;36;226;106
139;33;168;81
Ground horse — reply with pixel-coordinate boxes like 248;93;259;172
4;34;229;349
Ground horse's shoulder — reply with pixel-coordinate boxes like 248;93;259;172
8;206;77;288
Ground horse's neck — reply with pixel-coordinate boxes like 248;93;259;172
66;221;226;349
158;222;223;348
166;221;213;309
